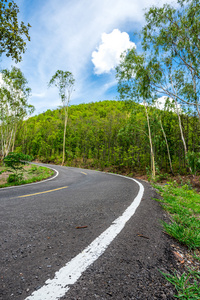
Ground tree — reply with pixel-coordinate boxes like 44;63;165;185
116;49;157;179
48;70;75;166
142;0;200;118
140;0;200;172
0;0;31;63
0;66;34;158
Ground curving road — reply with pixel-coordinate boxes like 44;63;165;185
0;165;176;300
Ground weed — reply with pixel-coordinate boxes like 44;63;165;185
154;183;200;298
0;164;54;188
161;268;200;299
154;182;200;249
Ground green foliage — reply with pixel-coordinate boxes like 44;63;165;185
48;70;75;104
154;182;200;249
186;151;200;175
0;0;31;62
28;165;38;173
0;66;34;158
14;100;200;175
161;268;200;300
0;164;54;188
3;152;32;182
4;152;31;171
155;180;200;298
48;70;75;165
7;173;22;183
142;0;200;116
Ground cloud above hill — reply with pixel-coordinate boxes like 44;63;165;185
92;29;136;75
2;0;177;114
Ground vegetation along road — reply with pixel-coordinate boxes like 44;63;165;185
0;164;179;300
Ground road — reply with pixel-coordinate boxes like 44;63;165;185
0;165;176;300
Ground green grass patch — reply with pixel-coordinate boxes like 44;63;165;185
0;164;54;188
154;182;200;299
161;268;200;300
154;182;200;250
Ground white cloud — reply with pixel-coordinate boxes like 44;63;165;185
2;0;176;114
32;92;46;98
154;96;182;113
91;29;136;75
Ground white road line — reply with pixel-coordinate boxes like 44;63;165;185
0;166;59;190
25;176;144;300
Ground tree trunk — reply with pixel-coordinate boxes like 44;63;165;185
159;117;174;175
144;100;156;179
61;98;69;166
170;76;192;173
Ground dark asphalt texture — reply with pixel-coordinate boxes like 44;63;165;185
0;165;177;299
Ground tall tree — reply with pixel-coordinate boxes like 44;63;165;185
142;0;200;118
116;49;157;179
48;70;75;166
0;0;31;63
0;66;34;158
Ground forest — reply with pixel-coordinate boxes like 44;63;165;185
14;99;200;177
1;0;200;180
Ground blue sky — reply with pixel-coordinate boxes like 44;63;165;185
1;0;175;115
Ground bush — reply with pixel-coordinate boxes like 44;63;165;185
7;173;23;183
4;152;32;183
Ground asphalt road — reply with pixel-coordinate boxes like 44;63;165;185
0;165;176;300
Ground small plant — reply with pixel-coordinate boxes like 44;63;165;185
161;268;200;300
28;165;38;173
7;173;23;183
193;252;200;262
154;181;200;298
3;152;32;183
0;169;6;175
186;151;200;175
154;183;200;249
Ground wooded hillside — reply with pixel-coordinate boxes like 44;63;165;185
14;100;200;176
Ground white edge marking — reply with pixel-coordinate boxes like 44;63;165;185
0;166;59;190
25;175;144;300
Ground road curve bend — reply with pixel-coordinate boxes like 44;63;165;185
0;165;176;300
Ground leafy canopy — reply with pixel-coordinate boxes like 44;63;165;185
142;0;200;111
0;0;31;62
48;70;75;104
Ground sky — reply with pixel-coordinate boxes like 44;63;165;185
1;0;176;115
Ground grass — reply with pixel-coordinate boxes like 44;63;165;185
0;164;54;188
161;268;200;300
153;181;200;299
154;182;200;249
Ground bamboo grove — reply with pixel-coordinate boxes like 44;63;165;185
14;100;200;176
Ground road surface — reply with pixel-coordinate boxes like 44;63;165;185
0;165;176;299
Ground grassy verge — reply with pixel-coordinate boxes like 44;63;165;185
0;164;54;188
154;181;200;299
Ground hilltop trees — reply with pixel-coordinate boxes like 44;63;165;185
48;70;75;165
0;0;31;63
13;100;200;176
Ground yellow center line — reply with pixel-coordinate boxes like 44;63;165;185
18;186;68;198
81;172;87;175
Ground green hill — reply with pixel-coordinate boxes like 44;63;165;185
15;100;200;175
